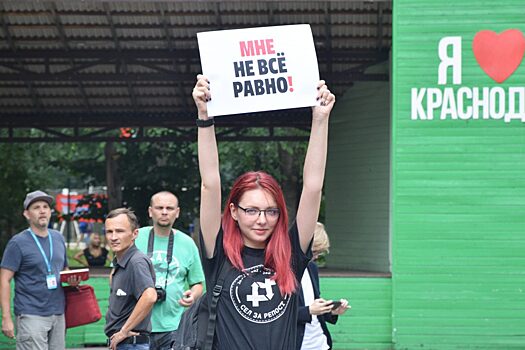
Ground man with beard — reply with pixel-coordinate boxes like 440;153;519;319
135;191;204;350
0;190;79;350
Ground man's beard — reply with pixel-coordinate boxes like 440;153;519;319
34;218;49;229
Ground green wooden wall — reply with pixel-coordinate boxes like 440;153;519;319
325;63;391;273
0;276;392;349
392;0;525;349
322;277;392;349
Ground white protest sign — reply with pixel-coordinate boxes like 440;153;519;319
197;24;320;117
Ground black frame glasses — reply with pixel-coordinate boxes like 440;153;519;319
236;205;280;219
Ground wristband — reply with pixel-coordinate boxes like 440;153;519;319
196;118;214;128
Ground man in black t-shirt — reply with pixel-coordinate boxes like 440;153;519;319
73;233;110;267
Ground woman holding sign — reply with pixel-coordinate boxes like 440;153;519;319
193;74;335;350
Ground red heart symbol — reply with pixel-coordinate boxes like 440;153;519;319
472;29;525;83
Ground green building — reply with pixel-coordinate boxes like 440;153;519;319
325;0;525;349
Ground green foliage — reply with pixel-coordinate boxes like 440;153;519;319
0;140;105;256
0;126;319;250
112;127;311;229
0;144;34;249
115;139;201;230
217;127;310;219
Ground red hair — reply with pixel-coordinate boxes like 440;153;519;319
222;171;296;295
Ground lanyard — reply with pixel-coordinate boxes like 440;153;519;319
29;229;53;274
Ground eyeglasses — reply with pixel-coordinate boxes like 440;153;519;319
237;205;280;219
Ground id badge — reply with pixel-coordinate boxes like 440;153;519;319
46;274;58;290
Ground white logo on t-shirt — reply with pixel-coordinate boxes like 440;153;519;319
230;265;290;324
246;279;276;307
150;250;180;286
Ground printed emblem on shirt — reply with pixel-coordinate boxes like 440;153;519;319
150;250;180;286
230;264;290;324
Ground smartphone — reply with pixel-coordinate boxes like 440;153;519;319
331;300;342;310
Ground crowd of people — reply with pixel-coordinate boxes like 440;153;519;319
0;77;349;350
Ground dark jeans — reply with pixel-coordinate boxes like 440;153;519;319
117;344;149;350
150;331;176;350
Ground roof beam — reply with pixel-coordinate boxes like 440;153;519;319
48;2;93;112
0;108;313;127
0;48;386;60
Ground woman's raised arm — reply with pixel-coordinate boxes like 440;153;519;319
296;80;335;252
193;75;222;258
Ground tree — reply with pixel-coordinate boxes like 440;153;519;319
0;144;35;251
216;127;309;221
0;126;317;251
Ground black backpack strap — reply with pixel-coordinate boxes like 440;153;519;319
204;258;231;350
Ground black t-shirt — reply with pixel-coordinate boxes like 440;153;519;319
83;247;109;267
201;221;311;350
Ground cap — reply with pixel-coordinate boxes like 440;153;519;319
24;190;54;210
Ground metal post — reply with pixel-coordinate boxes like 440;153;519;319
66;180;70;245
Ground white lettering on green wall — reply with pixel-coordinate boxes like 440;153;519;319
411;87;525;122
438;37;462;85
411;34;525;123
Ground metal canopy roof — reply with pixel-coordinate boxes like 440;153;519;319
0;0;391;142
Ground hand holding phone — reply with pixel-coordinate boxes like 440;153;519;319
330;298;350;315
309;299;334;315
331;300;342;310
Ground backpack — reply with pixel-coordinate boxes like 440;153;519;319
172;259;231;350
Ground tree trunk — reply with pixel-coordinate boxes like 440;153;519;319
105;142;122;210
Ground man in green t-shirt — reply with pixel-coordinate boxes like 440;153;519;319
135;191;205;350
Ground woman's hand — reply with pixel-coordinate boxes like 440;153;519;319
331;298;350;315
312;80;336;121
308;298;334;316
192;74;211;119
